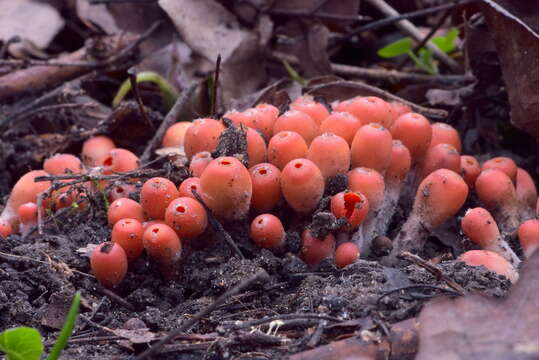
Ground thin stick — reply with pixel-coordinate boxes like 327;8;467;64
0;22;162;69
0;76;86;129
0;251;93;278
227;313;342;330
306;80;448;119
210;54;221;118
98;286;136;311
140;83;197;163
191;190;245;259
271;51;474;85
397;2;457;70
364;0;460;72
400;251;466;295
135;270;269;360
127;67;154;130
331;0;476;50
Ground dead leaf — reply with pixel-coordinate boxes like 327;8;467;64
158;0;266;106
76;0;119;34
426;84;475;107
41;292;73;329
416;251;539;360
482;1;539;141
274;21;332;78
0;0;64;49
112;328;157;344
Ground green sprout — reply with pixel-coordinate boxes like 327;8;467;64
112;71;179;110
282;60;306;86
0;292;81;360
377;28;459;75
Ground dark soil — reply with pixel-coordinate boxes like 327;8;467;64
0;184;511;359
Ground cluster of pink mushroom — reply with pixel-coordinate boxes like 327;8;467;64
1;94;538;288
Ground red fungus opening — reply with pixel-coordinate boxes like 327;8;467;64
190;185;198;190
103;156;113;167
344;192;361;218
176;205;186;213
220;160;231;166
116;187;124;193
258;169;267;175
294;162;303;169
100;243;114;253
152;228;159;234
258;218;264;225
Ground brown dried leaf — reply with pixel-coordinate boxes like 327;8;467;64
40;292;73;329
112;328;157;344
158;0;266;106
482;1;539;141
76;0;119;34
416;251;539;360
0;0;64;49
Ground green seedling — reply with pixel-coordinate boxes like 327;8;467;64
282;60;306;86
112;71;179;110
0;292;81;360
377;28;459;75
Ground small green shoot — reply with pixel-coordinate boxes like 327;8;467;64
113;71;179;110
0;292;81;360
377;28;459;75
282;60;306;86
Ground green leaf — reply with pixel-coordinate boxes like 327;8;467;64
0;327;44;360
432;28;459;53
47;292;81;360
418;48;438;75
377;37;413;58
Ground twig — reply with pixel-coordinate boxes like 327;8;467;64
227;313;342;330
0;76;86;129
139;83;197;163
127;67;154;131
191;190;245;259
34;169;163;185
331;0;476;50
0;251;93;278
271;51;474;85
210;54;221;118
0;22;161;101
364;0;460;72
135;270;269;360
269;9;366;22
97;286;136;311
306;320;327;348
399;251;466;295
306;80;449;119
396;1;457;70
7;103;97;122
376;284;462;306
0;22;162;69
